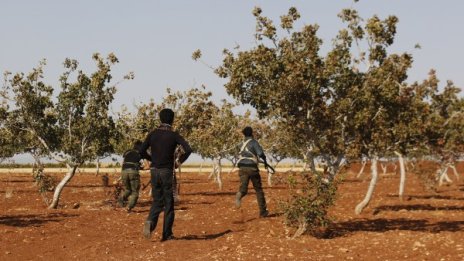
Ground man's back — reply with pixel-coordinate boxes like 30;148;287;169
237;137;264;169
140;125;192;169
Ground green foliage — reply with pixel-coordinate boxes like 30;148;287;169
56;53;120;163
3;53;128;165
280;172;338;236
33;171;57;194
2;53;131;208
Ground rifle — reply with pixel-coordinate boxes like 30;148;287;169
173;145;185;196
140;159;152;191
141;180;151;190
260;160;275;175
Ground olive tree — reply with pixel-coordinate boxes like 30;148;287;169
114;99;162;156
0;109;17;163
193;100;242;189
421;71;464;185
197;7;358;181
3;53;131;209
194;6;363;235
335;8;421;214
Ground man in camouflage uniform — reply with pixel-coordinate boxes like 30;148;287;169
235;126;269;217
118;140;150;212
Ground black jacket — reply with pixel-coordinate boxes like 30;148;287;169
122;149;150;170
140;124;192;169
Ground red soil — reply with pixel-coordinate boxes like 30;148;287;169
1;163;464;260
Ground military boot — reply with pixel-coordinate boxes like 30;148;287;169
235;192;242;208
143;221;153;239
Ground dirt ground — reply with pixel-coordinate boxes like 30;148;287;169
1;163;464;261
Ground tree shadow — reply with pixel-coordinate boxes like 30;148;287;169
398;194;464;201
67;184;106;188
137;201;154;208
0;213;79;228
0;189;36;193
265;186;287;190
182;191;236;197
325;218;464;238
374;204;464;214
1;179;31;183
180;199;214;205
130;209;149;214
341;179;363;183
176;229;233;240
264;213;281;218
178;179;209;184
135;200;188;211
232;213;281;224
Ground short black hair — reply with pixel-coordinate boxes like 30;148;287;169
159;108;174;124
133;140;143;151
242;126;253;137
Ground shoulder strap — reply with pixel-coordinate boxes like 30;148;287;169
238;139;258;164
239;139;253;154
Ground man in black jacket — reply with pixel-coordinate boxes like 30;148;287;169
140;108;192;241
235;126;269;217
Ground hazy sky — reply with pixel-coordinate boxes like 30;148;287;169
1;0;463;162
1;0;463;108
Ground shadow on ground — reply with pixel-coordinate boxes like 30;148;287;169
0;213;79;228
390;194;464;201
176;229;233;240
182;191;237;197
374;204;464;213
324;218;464;238
1;179;31;183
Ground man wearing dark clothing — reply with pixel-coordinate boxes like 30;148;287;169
235;126;269;217
118;140;150;212
140;108;192;241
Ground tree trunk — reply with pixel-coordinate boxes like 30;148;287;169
395;152;406;201
267;160;280;187
325;155;345;181
438;166;451;186
449;164;460;180
48;164;78;209
208;158;215;180
380;163;387;175
356;160;367;178
199;160;204;174
308;155;317;174
96;158;100;175
438;166;453;186
302;153;308;172
292;216;307;239
355;156;378;215
216;157;223;190
228;163;236;175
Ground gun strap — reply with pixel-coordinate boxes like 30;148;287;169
237;139;258;164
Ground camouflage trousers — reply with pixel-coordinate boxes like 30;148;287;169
238;168;268;216
119;169;140;210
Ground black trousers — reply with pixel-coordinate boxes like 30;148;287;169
238;168;267;215
146;168;175;239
